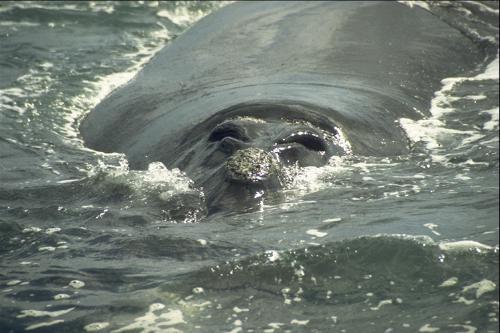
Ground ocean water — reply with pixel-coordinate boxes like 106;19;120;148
0;1;498;332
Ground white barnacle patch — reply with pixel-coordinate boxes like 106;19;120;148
225;148;278;182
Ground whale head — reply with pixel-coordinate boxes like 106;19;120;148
167;102;351;213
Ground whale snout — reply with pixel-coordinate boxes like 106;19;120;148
224;148;282;187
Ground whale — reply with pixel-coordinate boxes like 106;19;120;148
80;1;488;212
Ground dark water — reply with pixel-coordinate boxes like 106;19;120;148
0;1;498;332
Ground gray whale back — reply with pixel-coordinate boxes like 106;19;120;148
80;1;485;169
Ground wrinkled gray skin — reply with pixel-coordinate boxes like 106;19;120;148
80;1;487;213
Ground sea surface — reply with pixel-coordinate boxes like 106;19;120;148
0;1;498;332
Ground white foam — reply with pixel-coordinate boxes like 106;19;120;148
38;246;56;252
111;304;185;333
54;293;71;300
306;229;327;238
45;227;61;234
474;55;499;80
323;217;342;223
233;306;249;313
454;296;475;305
401;117;476;151
461;133;487;146
26;320;64;331
438;240;494;253
17;307;75;318
439;277;458;287
449;324;477;333
265;250;281;262
373;233;435;246
0;20;40;27
92;160;204;222
370;299;393;311
84;322;110;332
190;301;211;308
465;1;500;14
148;162;193;195
481;107;499;131
455;174;471;181
157;7;207;27
419;323;440;332
70;2;231;140
399;1;431;11
64;22;175;141
289;155;393;195
463;94;487;101
88;2;114;14
22;227;42;233
423;223;441;236
462;279;496;298
400;53;499;161
7;280;21;286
